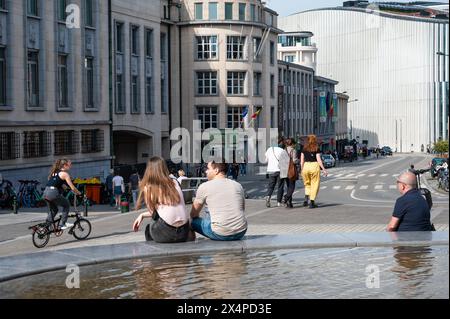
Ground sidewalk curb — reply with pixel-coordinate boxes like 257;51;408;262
0;231;447;283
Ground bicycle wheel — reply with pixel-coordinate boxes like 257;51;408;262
32;226;50;248
72;218;92;240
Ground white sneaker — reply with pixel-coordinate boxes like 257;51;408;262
277;202;282;207
61;222;74;230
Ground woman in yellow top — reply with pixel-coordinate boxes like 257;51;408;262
300;135;328;208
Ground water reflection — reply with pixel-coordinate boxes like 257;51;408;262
392;246;434;298
0;247;447;299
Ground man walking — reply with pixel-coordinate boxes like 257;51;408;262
264;138;290;207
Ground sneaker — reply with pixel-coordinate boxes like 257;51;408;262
61;222;74;230
277;202;282;207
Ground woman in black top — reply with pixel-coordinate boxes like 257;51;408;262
43;158;81;229
300;135;328;208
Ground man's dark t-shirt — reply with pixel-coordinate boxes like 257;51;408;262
393;189;433;231
129;173;140;191
106;174;113;191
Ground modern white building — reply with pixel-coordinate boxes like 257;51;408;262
279;2;449;152
277;31;317;71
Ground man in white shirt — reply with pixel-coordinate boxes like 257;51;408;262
264;138;290;207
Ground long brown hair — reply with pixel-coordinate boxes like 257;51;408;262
303;135;319;153
136;157;181;212
48;158;70;179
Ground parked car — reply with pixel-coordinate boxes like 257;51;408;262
430;157;447;178
321;154;336;168
381;146;393;156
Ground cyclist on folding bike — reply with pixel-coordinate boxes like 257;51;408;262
43;158;81;230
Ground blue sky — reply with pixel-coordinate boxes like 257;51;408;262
268;0;450;17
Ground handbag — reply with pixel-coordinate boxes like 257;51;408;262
287;149;297;181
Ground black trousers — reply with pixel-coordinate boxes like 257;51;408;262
266;172;286;203
284;179;296;203
144;213;190;243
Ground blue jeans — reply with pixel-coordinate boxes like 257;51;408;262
191;214;246;241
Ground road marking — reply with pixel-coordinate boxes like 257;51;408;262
380;174;388;177
389;185;397;189
345;185;355;190
333;186;341;190
374;185;383;190
358;156;406;174
350;190;395;203
368;174;376;177
360;185;369;190
334;174;343;177
392;174;399;177
345;174;354;178
320;186;328;190
356;174;366;177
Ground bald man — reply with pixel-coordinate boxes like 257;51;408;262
387;171;433;232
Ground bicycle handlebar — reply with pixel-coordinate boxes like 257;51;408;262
409;165;431;176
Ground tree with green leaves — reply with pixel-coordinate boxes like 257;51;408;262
433;139;449;155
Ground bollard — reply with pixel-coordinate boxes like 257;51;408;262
120;201;130;213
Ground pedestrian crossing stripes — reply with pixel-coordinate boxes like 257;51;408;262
326;173;411;179
319;184;411;191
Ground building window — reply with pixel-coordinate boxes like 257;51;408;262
27;51;39;108
284;55;295;63
146;77;153;113
85;57;94;109
116;74;124;113
0;0;7;10
227;72;246;95
250;4;256;21
270;74;275;98
239;3;246;21
160;33;168;113
0;47;6;106
197;106;218;130
145;29;153;114
57;55;68;108
227;106;244;129
227;36;246;60
225;2;233;20
27;0;39;16
81;129;104;153
197;71;217;95
57;0;67;21
270;106;275;128
197;36;218;60
253;72;262;96
131;25;139;56
209;2;217;20
115;22;124;53
270;41;275;65
195;2;203;20
131;75;139;113
85;0;94;27
253;37;261;61
54;130;79;155
23;131;51;158
0;132;20;161
145;29;153;58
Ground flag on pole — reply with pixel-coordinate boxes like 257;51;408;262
241;106;249;129
251;108;262;119
249;107;262;128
